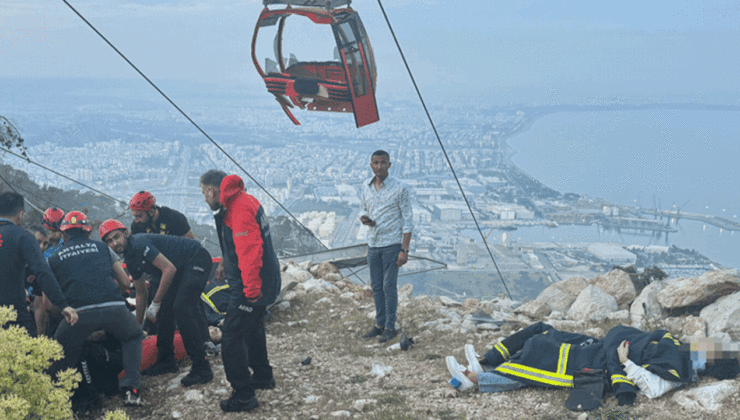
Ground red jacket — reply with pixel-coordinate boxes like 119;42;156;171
220;175;264;299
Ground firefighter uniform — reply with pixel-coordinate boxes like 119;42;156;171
486;322;694;405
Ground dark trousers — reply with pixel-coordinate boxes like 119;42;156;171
51;303;143;389
221;293;273;396
156;248;210;365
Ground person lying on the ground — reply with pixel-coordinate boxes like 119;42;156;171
446;322;739;405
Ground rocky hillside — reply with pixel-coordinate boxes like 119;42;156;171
89;264;740;420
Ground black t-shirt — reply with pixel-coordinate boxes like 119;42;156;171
122;234;202;280
131;206;190;236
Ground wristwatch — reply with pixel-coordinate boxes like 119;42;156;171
400;248;409;254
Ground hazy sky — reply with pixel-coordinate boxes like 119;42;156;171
1;0;738;104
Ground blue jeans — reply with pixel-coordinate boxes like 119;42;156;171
368;244;401;331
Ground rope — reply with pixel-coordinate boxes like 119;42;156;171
60;0;327;251
375;0;512;299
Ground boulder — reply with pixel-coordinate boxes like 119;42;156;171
535;276;587;313
310;261;340;278
671;380;738;413
463;298;480;313
322;272;343;283
567;285;618;322
515;300;551;319
700;291;740;341
681;315;706;339
439;296;463;307
657;270;740;309
588;270;637;308
284;266;313;282
630;281;667;329
399;284;414;301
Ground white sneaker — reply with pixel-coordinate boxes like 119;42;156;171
445;356;475;391
465;344;484;374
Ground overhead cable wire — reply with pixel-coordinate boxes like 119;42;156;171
60;0;327;252
375;0;512;299
1;146;127;206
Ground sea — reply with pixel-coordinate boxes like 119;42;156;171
508;109;740;270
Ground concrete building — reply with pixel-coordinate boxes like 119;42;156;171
587;244;637;265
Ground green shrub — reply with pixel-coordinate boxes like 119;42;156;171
104;409;131;420
0;306;80;420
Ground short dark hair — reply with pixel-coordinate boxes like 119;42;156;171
200;169;228;188
372;150;390;160
0;192;24;217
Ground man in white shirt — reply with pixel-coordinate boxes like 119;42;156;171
359;150;414;343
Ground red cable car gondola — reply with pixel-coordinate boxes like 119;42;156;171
251;0;379;127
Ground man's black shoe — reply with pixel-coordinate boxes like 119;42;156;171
220;391;259;413
361;326;384;338
378;328;398;343
142;356;179;376
252;379;276;390
181;363;214;387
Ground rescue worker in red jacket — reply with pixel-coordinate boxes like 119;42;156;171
199;170;281;413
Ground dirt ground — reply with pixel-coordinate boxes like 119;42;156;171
84;292;740;420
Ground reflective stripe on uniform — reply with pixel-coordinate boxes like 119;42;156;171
663;332;681;346
611;374;634;386
496;362;573;387
494;342;510;360
558;344;571;375
200;284;229;315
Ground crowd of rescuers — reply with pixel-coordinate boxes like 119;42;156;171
1;173;281;414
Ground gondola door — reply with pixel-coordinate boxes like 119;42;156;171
332;13;379;127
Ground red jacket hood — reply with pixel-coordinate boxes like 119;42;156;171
220;174;245;208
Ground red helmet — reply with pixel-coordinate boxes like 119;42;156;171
99;219;127;240
129;191;156;212
43;207;65;231
60;211;92;232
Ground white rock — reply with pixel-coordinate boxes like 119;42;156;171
370;363;393;377
172;411;181;419
477;323;500;331
658;270;740;309
399;283;414;301
630;281;667;329
274;301;290;311
386;342;401;351
700;291;740;340
184;390;203;401
330;411;351;418
352;399;376;411
304;395;321;403
671;380;737;412
567;285;618;322
439;296;463;307
589;270;637;308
